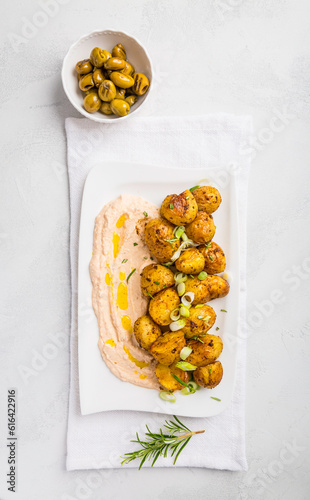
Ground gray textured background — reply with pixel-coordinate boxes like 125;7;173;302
0;1;310;499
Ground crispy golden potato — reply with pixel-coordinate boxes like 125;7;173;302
175;248;205;275
184;275;229;304
186;335;223;367
133;315;162;351
192;186;222;214
155;362;189;391
148;288;180;326
183;304;216;338
141;264;175;298
198;242;226;275
160;189;198;225
186;212;216;244
150;330;186;365
193;361;223;388
145;218;180;263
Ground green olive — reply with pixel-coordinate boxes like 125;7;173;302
90;47;111;68
98;80;116;102
110;71;134;89
121;61;135;76
85;88;98;97
110;98;130;116
100;102;113;115
79;72;94;91
125;95;138;106
132;72;150;95
75;59;93;75
84;93;101;113
104;57;126;71
92;68;106;87
115;87;126;99
111;43;126;60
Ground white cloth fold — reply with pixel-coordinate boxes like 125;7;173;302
65;114;252;471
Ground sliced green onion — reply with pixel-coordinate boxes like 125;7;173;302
181;232;188;242
170;240;199;262
169;319;186;331
126;268;136;283
190;274;195;279
210;397;221;402
208;367;212;374
179;305;190;318
171;374;188;387
216;326;219;331
209;255;214;261
177;283;186;296
174;272;188;284
143;256;148;260
203;315;211;323
143;211;148;217
181;292;194;307
162;262;173;267
198;271;208;280
170;308;181;322
197;315;203;320
122;259;128;263
180;387;193;395
159;391;176;403
189;185;200;192
180;381;199;395
154;281;160;285
205;242;212;248
174;226;185;239
133;242;138;246
175;361;197;371
221;309;227;313
147;291;154;299
185;195;190;200
169;204;174;209
195;304;204;309
188;381;199;391
180;346;192;360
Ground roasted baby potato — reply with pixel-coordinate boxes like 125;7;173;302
192;186;222;214
160;189;198;225
193;361;223;388
182;304;216;338
184;274;229;304
133;315;162;351
155;362;189;391
150;330;186;365
145;218;180;263
186;335;223;367
198;242;226;275
186;212;216;244
175;248;205;275
141;264;175;298
148;288;180;326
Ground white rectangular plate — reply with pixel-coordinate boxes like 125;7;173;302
79;162;239;417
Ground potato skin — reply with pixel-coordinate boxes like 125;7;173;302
133;315;162;351
141;264;175;298
150;330;186;366
198;242;226;275
145;218;180;263
184;275;229;304
193;361;223;388
148;288;180;326
155;362;189;391
186;335;223;367
183;304;216;338
192;186;222;214
175;248;205;275
186;212;216;244
160;190;198;225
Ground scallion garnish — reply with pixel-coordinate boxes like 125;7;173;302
143;211;148;217
205;242;212;248
126;268;136;283
210;397;221;402
220;309;227;313
216;326;219;331
154;281;160;285
133;242;138;246
190;274;194;279
209;255;214;261
189;185;199;192
122;259;128;264
147;291;154;299
169;204;174;209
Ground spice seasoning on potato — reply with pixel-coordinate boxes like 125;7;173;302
161;190;198;225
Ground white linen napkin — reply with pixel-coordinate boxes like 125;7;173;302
65;114;252;471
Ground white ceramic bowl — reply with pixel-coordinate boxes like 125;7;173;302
62;29;152;122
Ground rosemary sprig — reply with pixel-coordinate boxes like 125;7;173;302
121;415;204;469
